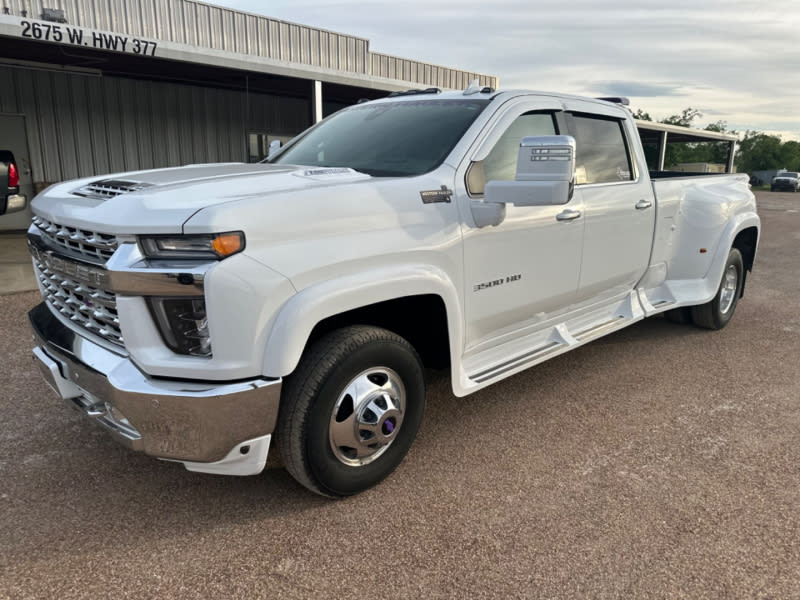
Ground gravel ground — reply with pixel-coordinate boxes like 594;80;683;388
1;192;798;599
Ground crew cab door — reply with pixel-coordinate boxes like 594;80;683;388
455;97;585;350
561;100;656;303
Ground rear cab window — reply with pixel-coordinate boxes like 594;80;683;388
566;113;635;185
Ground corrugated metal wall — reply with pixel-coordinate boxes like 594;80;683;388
2;0;497;88
0;65;310;184
370;53;495;89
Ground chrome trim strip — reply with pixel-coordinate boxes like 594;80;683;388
470;341;561;383
28;228;210;297
105;242;209;297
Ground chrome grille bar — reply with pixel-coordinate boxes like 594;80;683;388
34;259;123;347
32;216;119;264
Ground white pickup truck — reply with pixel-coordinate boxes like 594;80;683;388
28;87;759;496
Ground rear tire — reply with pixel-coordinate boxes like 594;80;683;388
277;325;425;497
691;248;743;330
664;307;692;325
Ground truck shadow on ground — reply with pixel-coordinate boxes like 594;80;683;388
1;291;740;564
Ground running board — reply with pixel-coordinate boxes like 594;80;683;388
464;291;645;389
572;316;626;342
471;341;562;383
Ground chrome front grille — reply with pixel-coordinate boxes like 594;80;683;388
32;216;118;263
73;179;151;200
34;258;123;347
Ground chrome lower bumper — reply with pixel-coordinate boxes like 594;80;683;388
29;302;282;473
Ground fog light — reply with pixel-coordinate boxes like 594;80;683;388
148;297;212;357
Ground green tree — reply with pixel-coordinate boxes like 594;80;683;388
661;108;702;128
660;108;702;167
780;141;800;171
736;132;786;173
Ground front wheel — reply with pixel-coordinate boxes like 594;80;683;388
691;248;744;330
277;325;425;497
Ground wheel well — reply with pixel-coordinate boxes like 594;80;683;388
307;295;451;369
732;227;758;272
732;226;758;297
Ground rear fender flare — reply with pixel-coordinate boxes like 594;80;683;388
702;213;760;301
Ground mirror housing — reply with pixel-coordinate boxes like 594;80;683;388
483;135;576;210
470;135;577;228
267;139;283;158
515;135;576;182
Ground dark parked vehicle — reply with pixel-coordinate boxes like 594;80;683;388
771;171;800;192
0;150;27;215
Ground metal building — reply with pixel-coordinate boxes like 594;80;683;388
0;0;497;230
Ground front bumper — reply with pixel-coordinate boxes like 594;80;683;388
29;302;282;475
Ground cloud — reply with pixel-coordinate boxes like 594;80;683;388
205;0;800;139
582;82;684;98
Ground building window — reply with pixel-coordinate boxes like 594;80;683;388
247;133;294;162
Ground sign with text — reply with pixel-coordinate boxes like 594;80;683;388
7;16;159;57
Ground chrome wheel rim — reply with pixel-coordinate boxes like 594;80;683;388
719;264;738;314
329;368;405;466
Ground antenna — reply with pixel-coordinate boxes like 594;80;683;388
463;79;482;95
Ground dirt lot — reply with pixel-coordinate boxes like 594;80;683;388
1;191;798;599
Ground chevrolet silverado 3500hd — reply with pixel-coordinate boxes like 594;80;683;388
27;87;759;496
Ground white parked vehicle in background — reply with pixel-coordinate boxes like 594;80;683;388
28;85;759;496
771;171;800;192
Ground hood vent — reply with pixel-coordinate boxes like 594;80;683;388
73;179;152;200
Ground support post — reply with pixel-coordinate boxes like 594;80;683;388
726;141;736;173
312;80;323;124
658;131;668;171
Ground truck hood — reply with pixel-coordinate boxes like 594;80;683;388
31;163;372;234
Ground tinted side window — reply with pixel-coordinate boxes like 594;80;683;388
467;112;557;195
569;114;633;185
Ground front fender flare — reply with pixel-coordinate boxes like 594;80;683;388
262;265;463;377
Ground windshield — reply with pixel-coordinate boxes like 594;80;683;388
268;99;490;177
778;172;799;178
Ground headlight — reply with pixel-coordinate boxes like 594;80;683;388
139;232;245;260
148;297;212;357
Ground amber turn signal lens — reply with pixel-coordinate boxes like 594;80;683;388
212;233;244;257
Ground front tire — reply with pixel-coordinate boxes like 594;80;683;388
691;248;744;330
277;325;426;497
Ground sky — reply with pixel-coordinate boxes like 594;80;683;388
206;0;800;141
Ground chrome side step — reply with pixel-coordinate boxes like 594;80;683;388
572;316;626;342
471;341;562;383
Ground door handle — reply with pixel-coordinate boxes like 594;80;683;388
635;199;653;210
556;209;582;222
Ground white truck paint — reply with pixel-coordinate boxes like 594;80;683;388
27;88;759;496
